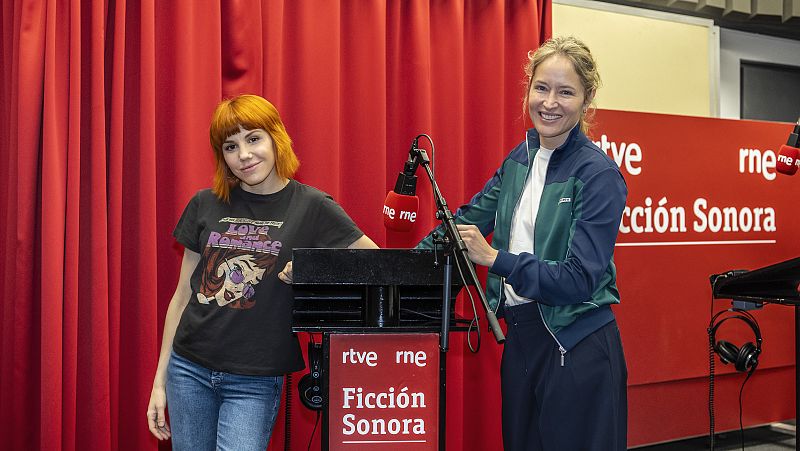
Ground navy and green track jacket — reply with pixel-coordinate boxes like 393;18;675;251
418;125;627;353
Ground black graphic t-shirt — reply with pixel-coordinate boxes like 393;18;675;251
172;180;363;375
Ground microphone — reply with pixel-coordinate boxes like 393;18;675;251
383;141;420;231
776;118;800;176
383;190;419;231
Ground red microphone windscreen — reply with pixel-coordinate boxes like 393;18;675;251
383;191;419;232
777;145;799;175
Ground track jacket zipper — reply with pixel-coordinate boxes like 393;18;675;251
506;139;568;367
537;303;567;366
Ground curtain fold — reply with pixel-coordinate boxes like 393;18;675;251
0;1;549;449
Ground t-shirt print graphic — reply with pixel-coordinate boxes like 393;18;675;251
196;220;281;309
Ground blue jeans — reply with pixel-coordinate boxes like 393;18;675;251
166;350;284;451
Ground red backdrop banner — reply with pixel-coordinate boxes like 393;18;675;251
592;110;799;446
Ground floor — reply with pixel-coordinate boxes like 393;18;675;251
634;422;796;450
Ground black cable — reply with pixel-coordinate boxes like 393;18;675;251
398;307;474;324
415;134;435;179
307;411;321;451
738;370;755;451
305;333;321;451
429;197;483;353
708;292;716;451
452;249;481;353
284;372;292;451
708;322;716;451
399;308;443;321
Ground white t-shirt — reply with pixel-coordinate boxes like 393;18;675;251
503;145;554;306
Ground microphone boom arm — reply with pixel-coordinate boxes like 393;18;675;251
410;145;506;344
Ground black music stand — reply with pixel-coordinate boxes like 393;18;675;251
711;256;800;447
291;248;464;331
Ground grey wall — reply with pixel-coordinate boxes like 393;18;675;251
720;28;800;119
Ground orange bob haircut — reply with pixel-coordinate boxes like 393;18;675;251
209;94;300;202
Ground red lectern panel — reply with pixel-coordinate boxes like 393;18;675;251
328;333;440;450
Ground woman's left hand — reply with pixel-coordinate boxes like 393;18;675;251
278;261;293;284
456;224;498;267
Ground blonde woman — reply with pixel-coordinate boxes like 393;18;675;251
418;37;628;450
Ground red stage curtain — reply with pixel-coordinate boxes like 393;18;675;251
0;1;549;449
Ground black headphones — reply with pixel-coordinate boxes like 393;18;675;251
298;342;323;410
708;308;762;374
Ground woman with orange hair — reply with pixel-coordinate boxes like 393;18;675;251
146;95;377;450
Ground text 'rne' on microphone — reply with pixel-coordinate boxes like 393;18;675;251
776;117;800;176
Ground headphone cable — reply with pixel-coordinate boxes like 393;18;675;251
737;370;755;451
708;292;717;450
708;323;716;450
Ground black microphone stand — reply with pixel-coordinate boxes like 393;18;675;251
408;140;505;350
